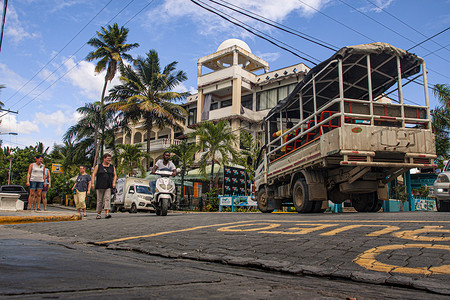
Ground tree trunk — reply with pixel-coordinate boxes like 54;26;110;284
146;123;152;171
92;127;99;168
94;78;108;166
181;168;185;208
210;159;215;193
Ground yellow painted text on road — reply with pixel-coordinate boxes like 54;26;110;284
260;224;337;235
354;244;450;275
392;226;450;242
320;225;400;237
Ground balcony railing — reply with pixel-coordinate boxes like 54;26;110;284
136;138;182;152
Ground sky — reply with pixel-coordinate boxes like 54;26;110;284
0;0;448;149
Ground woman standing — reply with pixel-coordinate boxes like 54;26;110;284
26;155;47;210
91;153;117;219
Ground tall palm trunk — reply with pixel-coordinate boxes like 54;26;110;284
92;127;100;168
210;158;215;192
94;79;108;166
146;123;152;171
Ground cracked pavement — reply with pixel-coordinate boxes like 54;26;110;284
1;209;450;298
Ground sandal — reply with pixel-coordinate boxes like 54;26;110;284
83;213;87;217
96;215;101;219
105;214;111;219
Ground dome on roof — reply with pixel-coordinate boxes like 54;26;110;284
217;39;251;53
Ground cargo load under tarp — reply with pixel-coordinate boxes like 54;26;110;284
266;42;423;120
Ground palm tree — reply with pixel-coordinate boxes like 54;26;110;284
167;140;198;201
86;23;139;164
0;85;5;107
64;102;126;166
432;84;450;163
114;144;149;177
106;50;188;170
238;130;261;195
190;120;238;193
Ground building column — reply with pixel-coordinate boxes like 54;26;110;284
170;128;175;144
231;77;242;115
130;128;136;144
122;128;126;144
196;89;204;123
231;119;241;151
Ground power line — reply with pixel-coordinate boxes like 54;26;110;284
423;44;450;58
296;0;373;42
407;27;450;51
4;0;114;105
209;0;338;51
366;0;449;53
338;0;450;64
11;0;156;114
191;0;319;65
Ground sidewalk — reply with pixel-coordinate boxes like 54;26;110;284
0;204;81;224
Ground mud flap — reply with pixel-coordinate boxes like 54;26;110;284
308;183;328;201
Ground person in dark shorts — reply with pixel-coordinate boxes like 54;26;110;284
71;165;91;217
91;153;117;219
26;154;47;211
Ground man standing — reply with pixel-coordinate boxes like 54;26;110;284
26;155;47;211
71;165;91;217
150;151;177;194
91;153;117;219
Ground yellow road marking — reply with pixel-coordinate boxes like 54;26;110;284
260;224;337;235
392;226;450;242
320;225;400;237
217;223;281;232
95;220;254;245
354;244;450;275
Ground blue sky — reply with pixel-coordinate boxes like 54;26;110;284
0;0;448;149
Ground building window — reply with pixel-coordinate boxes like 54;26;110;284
188;108;197;125
241;94;253;110
210;102;218;110
221;99;232;108
256;83;298;111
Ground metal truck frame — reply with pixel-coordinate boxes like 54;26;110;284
254;43;437;213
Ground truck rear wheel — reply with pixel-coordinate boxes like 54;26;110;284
257;187;273;213
293;179;313;213
436;199;450;212
352;194;370;212
312;201;325;213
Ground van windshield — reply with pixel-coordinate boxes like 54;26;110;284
136;185;152;194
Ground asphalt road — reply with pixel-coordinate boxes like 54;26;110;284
1;207;450;299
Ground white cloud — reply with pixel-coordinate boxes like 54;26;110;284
359;0;394;13
63;57;122;101
0;114;39;134
3;3;39;44
145;0;330;37
174;82;197;95
34;110;80;135
255;51;281;62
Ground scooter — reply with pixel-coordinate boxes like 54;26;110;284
152;170;176;216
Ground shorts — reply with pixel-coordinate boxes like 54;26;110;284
96;189;111;212
42;184;48;192
30;181;44;190
74;190;87;209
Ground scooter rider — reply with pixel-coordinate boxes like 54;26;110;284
150;151;177;194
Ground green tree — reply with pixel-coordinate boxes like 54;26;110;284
86;23;139;165
114;143;148;177
238;130;261;194
432;84;450;164
0;84;5;107
190;120;238;193
107;50;188;170
168;140;198;201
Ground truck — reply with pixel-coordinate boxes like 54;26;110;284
111;177;153;213
254;42;437;213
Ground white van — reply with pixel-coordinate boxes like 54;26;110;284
111;178;153;213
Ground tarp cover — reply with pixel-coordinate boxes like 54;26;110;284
266;42;423;120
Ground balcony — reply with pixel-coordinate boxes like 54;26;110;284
137;138;182;152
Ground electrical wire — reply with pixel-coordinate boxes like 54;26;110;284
11;0;156;113
208;0;338;51
407;27;450;51
191;0;319;65
366;0;449;53
338;0;450;64
3;0;114;105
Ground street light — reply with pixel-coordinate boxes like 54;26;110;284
0;132;18;135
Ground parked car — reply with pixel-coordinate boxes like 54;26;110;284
433;161;450;212
0;185;29;210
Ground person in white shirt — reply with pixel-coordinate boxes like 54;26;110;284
150;151;176;194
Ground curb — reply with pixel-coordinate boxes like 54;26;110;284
0;214;81;225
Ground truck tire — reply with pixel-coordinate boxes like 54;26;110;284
155;208;161;216
129;203;138;214
312;201;325;213
257;187;273;213
293;179;314;213
436;199;450;212
161;198;169;216
369;193;383;212
111;205;117;213
352;194;371;212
